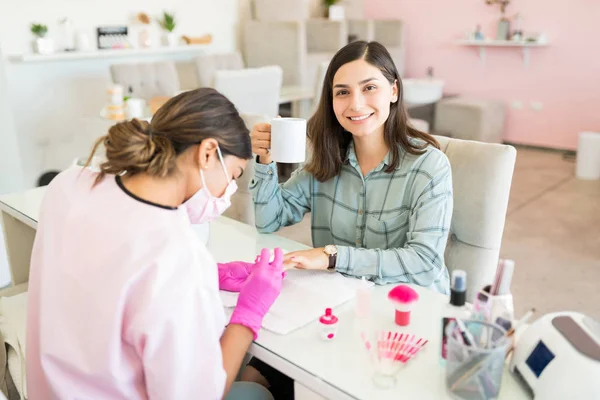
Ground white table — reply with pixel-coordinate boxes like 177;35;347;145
0;188;529;399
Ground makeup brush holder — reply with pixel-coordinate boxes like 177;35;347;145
471;289;514;329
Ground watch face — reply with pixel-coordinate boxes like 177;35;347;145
325;245;337;255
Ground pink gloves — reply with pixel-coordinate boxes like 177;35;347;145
229;248;285;339
217;260;255;292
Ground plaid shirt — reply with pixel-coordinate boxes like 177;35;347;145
250;141;452;294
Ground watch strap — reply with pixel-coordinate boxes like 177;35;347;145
327;253;337;270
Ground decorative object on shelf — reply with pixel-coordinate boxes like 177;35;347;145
474;24;484;40
485;0;512;40
497;17;511;40
485;0;510;14
181;34;213;45
57;17;75;51
159;11;177;47
511;13;523;41
324;0;345;20
75;30;93;52
136;12;153;48
524;32;547;44
30;23;54;55
97;26;130;49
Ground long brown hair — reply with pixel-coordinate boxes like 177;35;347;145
305;41;439;182
85;88;252;185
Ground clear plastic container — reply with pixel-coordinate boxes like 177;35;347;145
471;288;515;329
445;320;509;400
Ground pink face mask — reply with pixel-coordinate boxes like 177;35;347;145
185;146;238;224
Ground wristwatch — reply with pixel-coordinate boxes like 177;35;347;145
323;245;338;271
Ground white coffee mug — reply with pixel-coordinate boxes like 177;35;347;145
126;98;146;119
270;118;307;163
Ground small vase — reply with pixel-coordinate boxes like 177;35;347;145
32;38;55;54
138;27;152;48
162;32;178;47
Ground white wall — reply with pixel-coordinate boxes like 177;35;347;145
0;44;25;194
0;0;240;190
0;0;240;56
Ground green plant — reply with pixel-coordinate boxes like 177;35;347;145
159;11;176;32
324;0;339;6
30;23;48;38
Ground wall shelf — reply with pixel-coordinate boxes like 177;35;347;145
456;39;549;66
5;44;209;64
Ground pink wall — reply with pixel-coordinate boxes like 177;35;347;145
366;0;600;150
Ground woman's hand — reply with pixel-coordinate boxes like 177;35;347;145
283;248;329;270
229;248;285;339
250;122;272;164
217;260;256;292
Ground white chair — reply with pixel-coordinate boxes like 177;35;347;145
109;61;181;101
213;66;283;118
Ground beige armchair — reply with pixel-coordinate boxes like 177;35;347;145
109;61;181;101
436;136;516;302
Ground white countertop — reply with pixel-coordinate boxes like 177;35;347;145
0;188;530;399
202;219;529;399
0;186;45;228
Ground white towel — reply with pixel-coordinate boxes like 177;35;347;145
220;270;373;335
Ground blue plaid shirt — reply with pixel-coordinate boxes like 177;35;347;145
250;141;452;294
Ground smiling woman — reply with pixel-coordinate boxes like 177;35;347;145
246;40;454;398
249;40;453;293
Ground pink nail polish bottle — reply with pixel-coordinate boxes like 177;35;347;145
319;308;338;341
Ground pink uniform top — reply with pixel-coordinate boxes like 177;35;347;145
26;166;227;399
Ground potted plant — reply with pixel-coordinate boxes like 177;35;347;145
158;11;177;47
324;0;345;20
30;23;54;54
